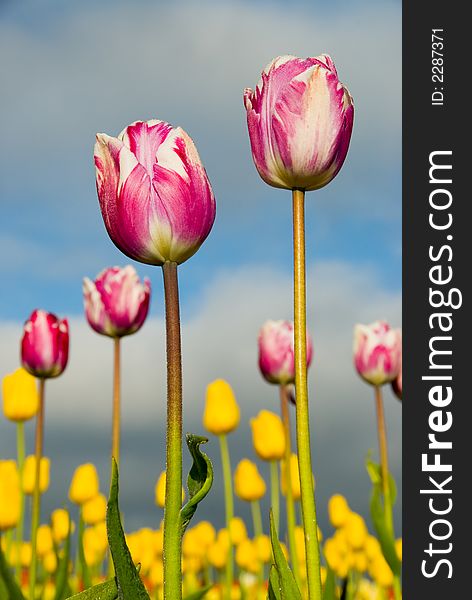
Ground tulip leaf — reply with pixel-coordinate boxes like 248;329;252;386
180;434;214;535
269;511;302;600
54;510;72;600
107;459;151;600
267;566;282;600
366;456;401;575
183;585;213;599
322;565;337;600
0;541;26;600
65;578;118;599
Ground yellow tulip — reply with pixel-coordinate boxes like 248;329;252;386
194;520;216;548
344;512;368;549
328;494;351;528
234;459;266;501
51;508;74;543
43;550;57;574
36;524;54;557
395;537;402;562
229;516;248;545
149;559;164;588
0;460;21;530
250;410;285;461
203;379;240;435
364;535;381;561
82;493;107;525
69;463;99;505
83;525;107;567
280;453;311;502
208;540;228;569
370;553;394;587
235;539;260;574
2;367;39;422
154;471;185;508
294;526;306;563
20;541;32;568
183;527;206;559
22;455;50;495
254;534;271;563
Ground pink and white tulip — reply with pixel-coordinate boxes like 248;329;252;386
258;320;313;385
83;266;150;338
353;321;401;387
244;55;354;191
94;120;216;266
21;310;69;378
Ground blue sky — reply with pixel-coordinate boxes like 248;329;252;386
0;0;401;535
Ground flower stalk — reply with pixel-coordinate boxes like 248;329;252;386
374;386;394;535
280;384;300;587
218;433;234;600
15;421;26;579
29;378;45;600
292;188;322;599
112;337;121;464
162;261;183;600
269;460;279;535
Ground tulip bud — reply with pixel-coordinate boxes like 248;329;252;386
83;266;151;338
22;455;50;495
82;493;107;526
229;517;247;545
280;453;314;502
69;463;99;505
43;551;57;574
254;534;272;563
258;320;313;385
234;459;266;502
0;460;21;531
203;379;240;435
250;410;285;461
21;309;69;378
94;120;216;266
353;321;401;386
2;367;39;422
51;508;74;544
235;538;260;574
392;356;402;400
244;55;354;191
328;494;351;529
36;524;53;557
344;512;368;549
154;471;185;508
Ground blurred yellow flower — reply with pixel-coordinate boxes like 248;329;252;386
369;553;394;587
36;524;54;557
2;367;39;422
22;455;50;495
208;539;228;570
235;538;260;574
344;512;368;549
395;537;402;562
250;410;285;461
194;520;216;548
280;453;312;502
20;541;32;568
229;516;247;545
254;534;271;563
328;494;351;528
51;508;74;543
203;379;240;435
294;526;306;563
154;471;185;508
43;550;57;574
82;493;107;525
149;559;164;588
234;459;266;501
0;460;21;531
69;463;99;505
364;535;381;561
83;524;108;567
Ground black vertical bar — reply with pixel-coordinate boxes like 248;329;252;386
404;2;468;598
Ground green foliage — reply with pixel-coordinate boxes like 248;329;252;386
267;566;282;600
366;455;402;575
65;578;118;600
269;511;302;600
322;566;337;600
106;459;150;600
183;584;213;599
180;434;214;535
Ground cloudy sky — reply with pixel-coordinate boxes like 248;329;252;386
0;0;401;536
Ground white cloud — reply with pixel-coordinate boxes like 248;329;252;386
0;259;402;531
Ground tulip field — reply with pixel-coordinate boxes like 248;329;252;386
0;54;402;600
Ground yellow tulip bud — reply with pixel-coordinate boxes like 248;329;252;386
22;455;50;495
194;521;216;548
280;453;311;502
254;534;271;563
154;529;164;556
208;540;228;569
234;459;266;501
250;410;285;461
36;524;53;557
364;535;381;561
51;508;74;543
216;528;231;554
353;550;368;573
43;550;57;574
229;517;247;545
328;494;351;528
83;522;108;567
20;542;32;568
154;471;185;508
370;553;394;587
69;463;99;505
149;559;164;588
0;460;21;530
82;493;107;525
294;526;306;563
203;379;240;435
183;527;205;559
235;539;260;574
2;367;39;422
395;537;402;562
344;513;368;549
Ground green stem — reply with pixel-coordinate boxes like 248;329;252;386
112;337;121;465
292;189;322;600
162;261;183;600
393;575;402;600
374;386;394;536
270;460;280;535
29;378;45;600
218;434;234;600
15;421;26;579
250;500;263;538
280;384;301;588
